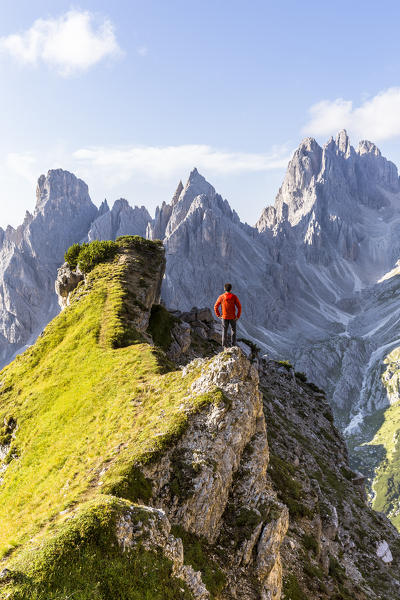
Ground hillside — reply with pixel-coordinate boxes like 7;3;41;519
0;237;400;599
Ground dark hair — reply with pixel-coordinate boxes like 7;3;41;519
224;283;232;292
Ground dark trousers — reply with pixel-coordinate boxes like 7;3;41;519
222;319;237;347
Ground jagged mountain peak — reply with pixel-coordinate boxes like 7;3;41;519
335;128;352;156
35;168;91;214
183;166;215;196
323;129;353;158
87;198;151;242
112;198;130;211
357;139;382;156
297;135;321;153
98;199;110;216
171;180;183;205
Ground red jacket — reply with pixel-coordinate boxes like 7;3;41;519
214;292;242;320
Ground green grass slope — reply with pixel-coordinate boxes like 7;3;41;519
369;347;400;529
0;236;219;598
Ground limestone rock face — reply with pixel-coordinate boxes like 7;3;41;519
115;504;210;599
117;240;165;333
260;358;400;600
55;238;166;334
140;347;288;600
55;263;84;308
87;199;151;241
118;342;400;599
0;169;98;366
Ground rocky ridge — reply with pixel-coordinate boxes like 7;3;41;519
51;243;400;599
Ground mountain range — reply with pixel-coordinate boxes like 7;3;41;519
2;130;400;509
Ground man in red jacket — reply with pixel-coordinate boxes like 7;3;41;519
214;283;242;347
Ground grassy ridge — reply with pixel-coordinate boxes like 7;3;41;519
369;347;400;529
0;238;215;565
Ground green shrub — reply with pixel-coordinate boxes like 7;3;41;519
64;242;81;269
283;573;307;600
323;409;334;423
268;454;313;519
64;240;119;273
171;525;225;598
303;558;324;580
278;360;292;370
303;533;318;555
148;304;178;350
295;371;307;382
307;381;325;394
329;555;345;583
78;240;118;273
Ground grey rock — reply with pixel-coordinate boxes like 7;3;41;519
87;198;151;241
55;263;84;308
0;169;98;366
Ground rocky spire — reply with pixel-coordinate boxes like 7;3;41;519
98;199;110;216
335;129;352;157
35;169;92;214
171;180;183;206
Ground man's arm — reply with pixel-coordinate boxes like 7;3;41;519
214;296;222;318
235;296;242;319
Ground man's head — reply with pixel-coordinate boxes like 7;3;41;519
224;283;232;292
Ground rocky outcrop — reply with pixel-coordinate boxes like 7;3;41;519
55;237;166;334
115;504;210;599
137;347;289;600
55;263;84;308
166;306;222;361
121;342;400;599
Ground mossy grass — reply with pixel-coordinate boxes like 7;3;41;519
282;573;308;600
3;495;193;600
268;453;312;519
278;359;293;370
147;304;179;351
0;238;221;563
171;525;225;599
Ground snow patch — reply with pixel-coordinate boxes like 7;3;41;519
344;412;364;435
376;540;393;563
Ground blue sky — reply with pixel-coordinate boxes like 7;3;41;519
1;0;400;228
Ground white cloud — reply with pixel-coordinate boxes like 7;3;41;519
303;87;400;142
72;143;290;184
0;9;122;76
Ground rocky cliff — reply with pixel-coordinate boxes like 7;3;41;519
0;238;399;599
0;169;98;366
